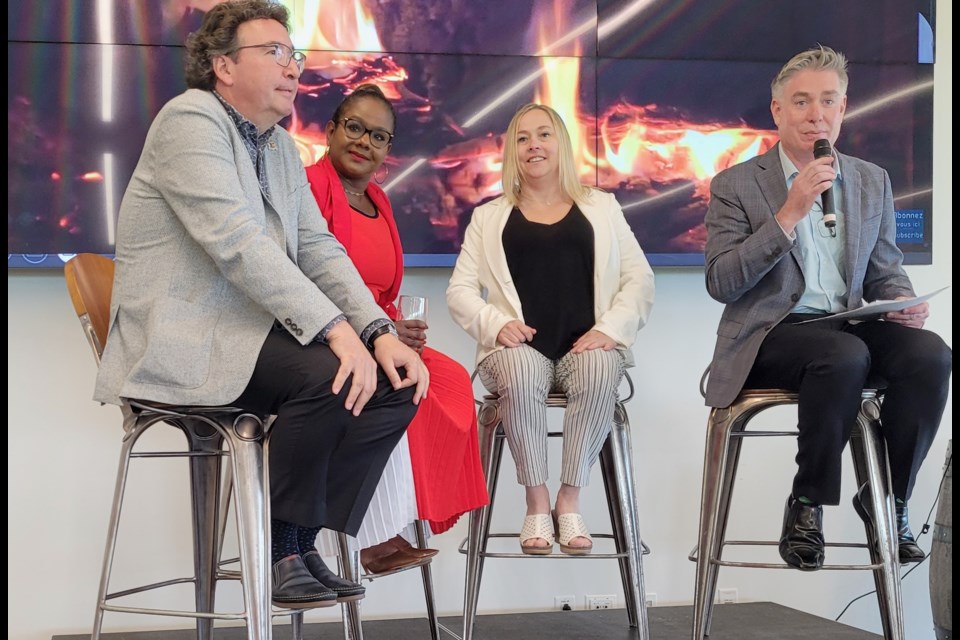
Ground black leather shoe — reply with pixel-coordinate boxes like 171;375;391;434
852;483;925;564
778;495;825;571
272;554;338;609
895;505;925;563
302;550;366;602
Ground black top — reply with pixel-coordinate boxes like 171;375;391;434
502;204;595;361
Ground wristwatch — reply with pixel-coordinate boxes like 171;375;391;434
365;323;397;348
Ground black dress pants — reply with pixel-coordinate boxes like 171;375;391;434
745;316;951;505
234;328;418;535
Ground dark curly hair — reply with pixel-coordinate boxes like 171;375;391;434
331;84;397;134
184;0;290;90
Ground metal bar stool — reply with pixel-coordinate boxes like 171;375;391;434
66;253;320;640
689;383;904;640
336;521;443;640
460;373;651;640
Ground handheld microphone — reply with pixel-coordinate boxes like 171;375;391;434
813;139;837;231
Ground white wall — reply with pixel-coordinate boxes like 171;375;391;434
8;9;951;639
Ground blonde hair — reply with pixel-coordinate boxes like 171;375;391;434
501;103;590;206
771;44;849;100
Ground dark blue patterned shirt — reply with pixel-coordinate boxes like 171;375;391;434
213;90;274;199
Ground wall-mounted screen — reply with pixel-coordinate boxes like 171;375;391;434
7;0;936;268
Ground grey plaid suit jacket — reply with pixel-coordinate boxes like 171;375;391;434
95;89;387;407
702;143;914;408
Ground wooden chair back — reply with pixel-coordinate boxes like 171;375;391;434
64;253;115;364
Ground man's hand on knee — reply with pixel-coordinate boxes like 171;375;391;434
372;333;430;404
326;322;378;416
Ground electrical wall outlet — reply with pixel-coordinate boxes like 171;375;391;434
645;592;658;607
554;595;576;611
586;594;617;609
717;588;738;604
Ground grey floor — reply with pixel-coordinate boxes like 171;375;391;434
54;601;880;639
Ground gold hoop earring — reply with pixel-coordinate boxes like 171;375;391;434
374;164;389;185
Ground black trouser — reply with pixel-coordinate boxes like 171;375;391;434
234;328;417;534
745;316;951;505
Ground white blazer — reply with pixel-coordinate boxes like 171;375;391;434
446;190;655;367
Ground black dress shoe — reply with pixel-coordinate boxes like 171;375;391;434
895;505;925;563
302;550;366;602
778;495;825;571
852;483;925;564
272;554;338;609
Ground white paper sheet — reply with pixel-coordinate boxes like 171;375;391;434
796;286;950;323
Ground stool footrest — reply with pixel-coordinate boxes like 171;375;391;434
723;539;873;548
712;558;884;571
361;557;433;582
687;540;884;571
729;430;800;438
466;550;629;559
104;579;316;620
101;604;246;621
459;533;651;559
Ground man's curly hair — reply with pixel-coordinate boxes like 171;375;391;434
184;0;290;90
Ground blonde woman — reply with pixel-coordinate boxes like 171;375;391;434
447;103;655;554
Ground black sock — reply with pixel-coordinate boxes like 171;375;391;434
271;519;300;565
297;525;322;555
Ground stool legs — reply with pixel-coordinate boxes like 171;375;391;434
338;533;365;640
849;396;904;640
414;520;441;640
463;398;506;640
221;432;306;640
598;403;649;637
693;397;767;640
465;396;649;640
704;413;749;637
227;414;272;640
290;611;304;638
692;405;736;640
335;524;436;640
692;391;905;640
187;427;224;640
90;411;276;640
91;413;145;640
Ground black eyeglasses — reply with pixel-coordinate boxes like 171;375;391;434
338;118;394;149
232;42;306;74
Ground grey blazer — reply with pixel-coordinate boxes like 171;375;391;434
95;89;387;407
702;143;914;408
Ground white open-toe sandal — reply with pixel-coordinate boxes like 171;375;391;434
553;510;593;555
519;513;555;555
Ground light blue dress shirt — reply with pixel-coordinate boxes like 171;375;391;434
778;145;847;314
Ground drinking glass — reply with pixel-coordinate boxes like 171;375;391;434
398;295;428;322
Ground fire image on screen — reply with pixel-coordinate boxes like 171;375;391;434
7;0;935;268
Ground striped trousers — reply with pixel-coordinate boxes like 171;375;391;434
478;345;625;487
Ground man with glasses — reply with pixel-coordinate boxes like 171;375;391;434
231;41;307;75
702;45;950;571
95;0;428;609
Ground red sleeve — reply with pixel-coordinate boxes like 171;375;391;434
306;155;354;250
305;162;334;229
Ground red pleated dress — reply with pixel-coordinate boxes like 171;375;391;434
306;156;489;533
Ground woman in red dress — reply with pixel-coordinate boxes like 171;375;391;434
306;84;488;573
